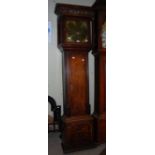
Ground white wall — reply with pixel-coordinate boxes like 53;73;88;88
48;0;95;115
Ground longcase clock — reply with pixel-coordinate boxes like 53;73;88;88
55;4;94;152
92;0;106;144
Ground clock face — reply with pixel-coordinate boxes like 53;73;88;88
101;21;106;48
65;20;90;44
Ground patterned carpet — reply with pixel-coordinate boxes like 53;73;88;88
48;132;106;155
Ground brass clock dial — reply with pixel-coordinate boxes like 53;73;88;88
65;20;89;43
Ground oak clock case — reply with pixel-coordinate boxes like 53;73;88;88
55;4;94;152
92;0;106;144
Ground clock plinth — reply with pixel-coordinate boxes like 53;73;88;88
62;115;94;153
94;113;106;144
